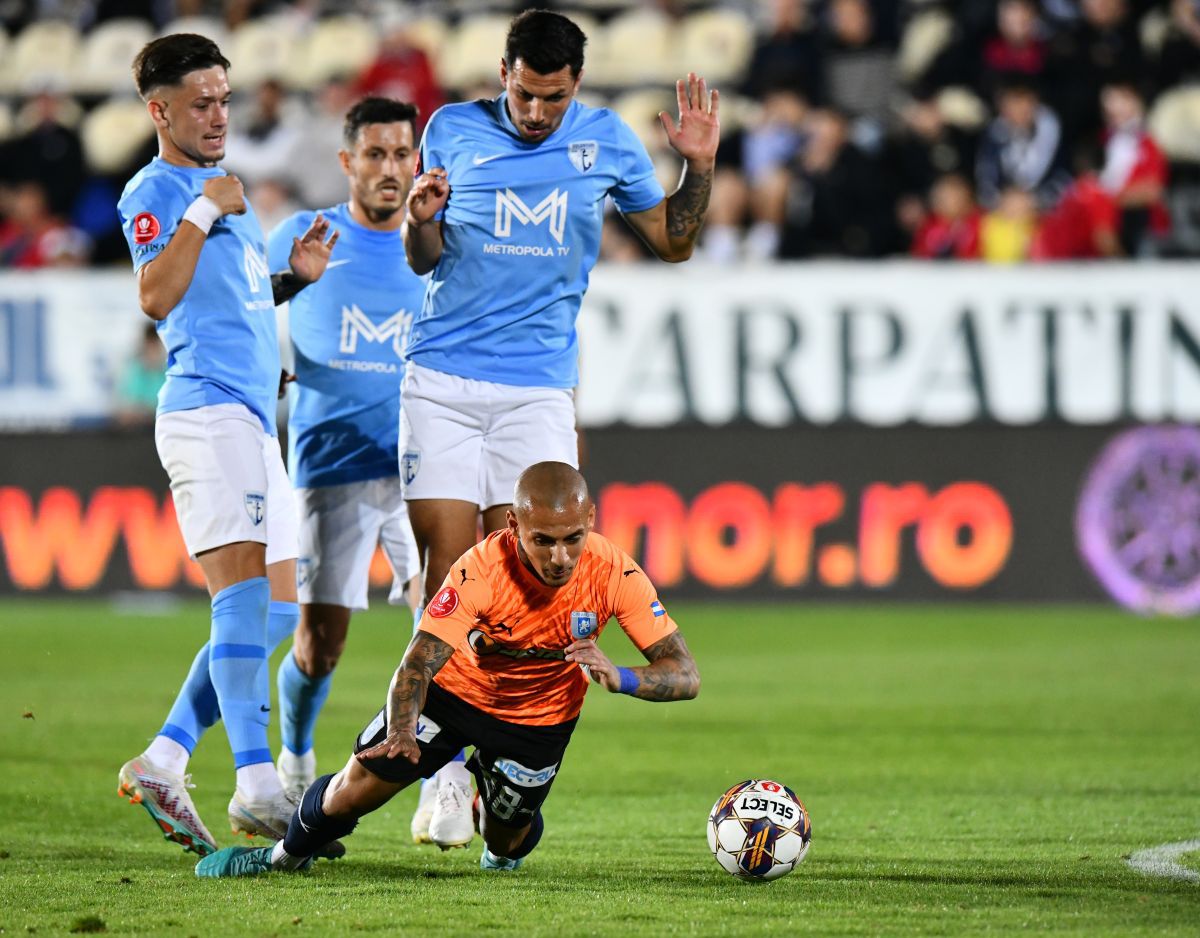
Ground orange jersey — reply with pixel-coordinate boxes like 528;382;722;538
420;529;677;725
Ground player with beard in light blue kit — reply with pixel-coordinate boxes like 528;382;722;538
399;8;719;854
265;98;427;832
115;33;338;859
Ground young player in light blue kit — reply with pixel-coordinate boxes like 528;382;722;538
265;98;433;837
115;34;337;858
399;10;718;860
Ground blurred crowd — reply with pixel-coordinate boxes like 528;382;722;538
2;0;1200;268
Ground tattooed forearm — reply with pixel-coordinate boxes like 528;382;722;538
271;271;308;305
666;166;713;241
630;632;700;701
385;631;454;733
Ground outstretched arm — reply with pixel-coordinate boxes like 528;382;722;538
565;631;700;701
622;73;719;263
356;630;454;763
271;214;339;304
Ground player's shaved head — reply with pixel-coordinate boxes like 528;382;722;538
509;463;594;587
513;462;590;517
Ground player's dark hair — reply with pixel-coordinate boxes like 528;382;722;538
132;34;230;99
343;97;420;147
504;9;587;77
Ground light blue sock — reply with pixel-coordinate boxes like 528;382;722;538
268;600;300;650
160;643;220;754
158;600;297;753
277;650;332;757
208;577;271;769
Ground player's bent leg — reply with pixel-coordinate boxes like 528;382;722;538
480;811;543;871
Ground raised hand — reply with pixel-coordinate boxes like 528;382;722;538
288;213;339;284
658;73;720;167
407;167;450;226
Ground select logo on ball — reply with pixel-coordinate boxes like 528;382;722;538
132;212;160;244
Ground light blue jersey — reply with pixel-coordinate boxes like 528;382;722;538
118;157;278;433
408;94;665;388
269;203;424;489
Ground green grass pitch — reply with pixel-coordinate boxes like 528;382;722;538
1;599;1198;936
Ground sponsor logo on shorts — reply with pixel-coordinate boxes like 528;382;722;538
132;212;160;244
296;557;311;588
414;715;441;743
570;611;598;639
568;141;598;174
244;491;265;526
401;450;420;485
650;600;666;617
493;757;557;788
428;586;459;618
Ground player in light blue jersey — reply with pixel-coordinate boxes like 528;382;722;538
115;34;338;860
398;11;717;864
264;98;449;843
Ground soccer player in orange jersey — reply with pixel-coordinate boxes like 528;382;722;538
196;461;701;876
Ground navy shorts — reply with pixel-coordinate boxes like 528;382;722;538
354;681;577;826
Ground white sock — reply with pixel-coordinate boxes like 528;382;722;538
236;762;284;801
701;224;741;263
279;747;316;779
437;760;472;789
745;221;781;261
270;839;308;870
144;736;189;775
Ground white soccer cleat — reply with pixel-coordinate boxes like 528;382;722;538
429;777;475;850
227;788;296;842
411;779;437;844
118;755;218;857
276;749;316;801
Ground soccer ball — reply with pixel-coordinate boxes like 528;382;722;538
707;779;811;881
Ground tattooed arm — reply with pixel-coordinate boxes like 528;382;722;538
356;630;454;763
621;72;719;263
564;631;701;702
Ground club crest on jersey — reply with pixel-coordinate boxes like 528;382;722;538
132;212;160;244
568;141;598;174
570;611;598;639
401;451;420;485
244;491;265;526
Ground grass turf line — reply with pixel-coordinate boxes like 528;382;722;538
0;600;1197;936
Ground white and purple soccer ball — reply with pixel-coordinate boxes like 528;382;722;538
707;779;811;881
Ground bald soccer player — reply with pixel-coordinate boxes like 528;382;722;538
195;461;700;876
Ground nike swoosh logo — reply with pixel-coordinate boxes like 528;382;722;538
326;259;351;269
473;153;504;165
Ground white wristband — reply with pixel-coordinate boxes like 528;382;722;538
182;196;222;235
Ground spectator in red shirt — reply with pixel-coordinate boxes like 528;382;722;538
0;181;91;268
352;14;443;133
1097;80;1169;254
1031;143;1120;260
981;0;1049;96
911;174;982;259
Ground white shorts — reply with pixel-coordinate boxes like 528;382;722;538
295;476;419;610
155;403;299;565
399;361;578;508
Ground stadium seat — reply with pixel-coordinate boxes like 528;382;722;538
435;15;510;93
0;100;13;142
1139;8;1171;56
404;15;448;62
298;15;380;90
74;19;154;95
227;15;307;89
1148;87;1200;162
937;86;989;130
158;16;229;50
675;9;754;85
589;9;675;88
897;8;955;83
81;97;155;174
0;20;81;95
611;88;676;150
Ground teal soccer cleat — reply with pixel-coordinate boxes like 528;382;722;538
480;846;523;871
195;845;276;878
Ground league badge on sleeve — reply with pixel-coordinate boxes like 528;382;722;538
568;141;598;174
428;586;459;618
570;611;598;639
132;212;161;244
